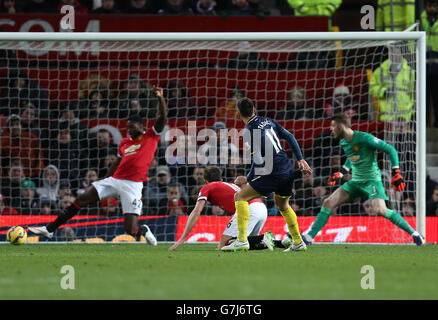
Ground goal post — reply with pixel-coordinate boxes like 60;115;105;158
0;31;426;244
416;31;427;240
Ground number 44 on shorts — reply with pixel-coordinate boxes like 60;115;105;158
131;199;142;210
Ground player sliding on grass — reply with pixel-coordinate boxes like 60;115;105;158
301;113;425;246
221;97;313;252
169;166;289;251
28;86;167;245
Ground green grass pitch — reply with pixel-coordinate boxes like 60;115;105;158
1;243;437;300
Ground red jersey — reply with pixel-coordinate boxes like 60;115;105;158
113;127;160;182
197;181;263;214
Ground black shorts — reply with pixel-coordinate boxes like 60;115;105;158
248;170;295;198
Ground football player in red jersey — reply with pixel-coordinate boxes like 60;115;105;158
28;86;167;244
169;166;280;251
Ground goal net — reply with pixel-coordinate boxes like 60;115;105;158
0;32;426;244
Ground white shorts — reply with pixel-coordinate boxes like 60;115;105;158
222;201;268;238
92;177;143;215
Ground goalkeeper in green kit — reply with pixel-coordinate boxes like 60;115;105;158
301;113;425;246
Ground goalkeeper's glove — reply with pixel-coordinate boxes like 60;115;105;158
327;166;349;186
391;168;406;192
327;172;343;186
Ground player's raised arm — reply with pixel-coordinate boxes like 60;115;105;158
152;85;167;133
168;199;206;251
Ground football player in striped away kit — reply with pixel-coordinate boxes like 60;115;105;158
301;113;425;246
28;86;167;245
169;166;284;251
221;97;313;252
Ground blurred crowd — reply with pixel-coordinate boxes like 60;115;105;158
0;43;430;218
0;0;437;219
0;0;278;16
0;64;433;218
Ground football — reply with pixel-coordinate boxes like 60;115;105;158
6;226;27;245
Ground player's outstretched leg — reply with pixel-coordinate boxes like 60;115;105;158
28;186;99;238
221;198;251;251
277;233;292;249
302;207;332;246
261;231;275;251
223;232;275;251
244;231;275;251
27;225;54;239
303;188;350;246
221;184;259;252
219;199;271;251
247;231;274;251
273;195;307;252
124;213;140;239
140;225;158;246
124;214;157;246
372;198;425;246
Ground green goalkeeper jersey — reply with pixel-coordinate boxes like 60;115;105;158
341;131;399;182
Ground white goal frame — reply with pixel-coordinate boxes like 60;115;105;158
0;31;426;240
